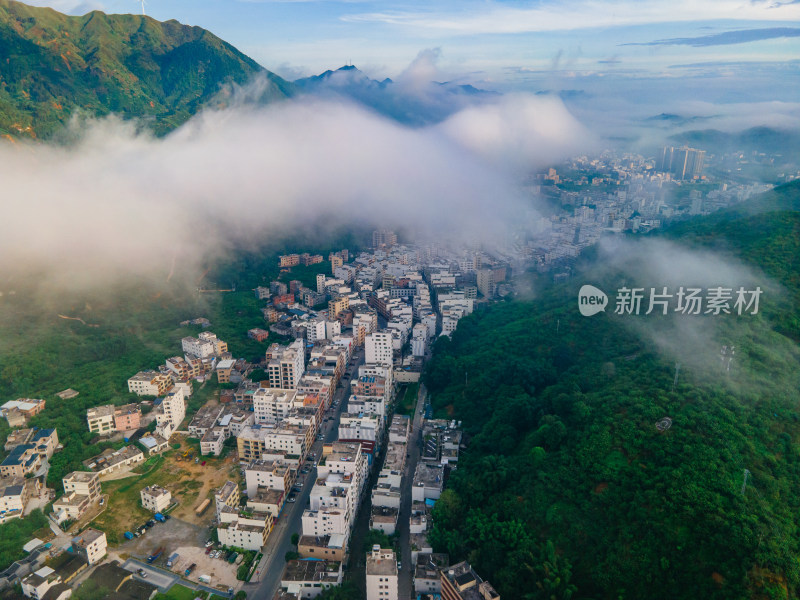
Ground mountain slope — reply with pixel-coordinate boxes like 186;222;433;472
425;181;800;599
0;0;292;138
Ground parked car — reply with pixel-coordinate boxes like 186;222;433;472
205;546;213;555
137;568;147;578
287;495;296;503
201;461;206;466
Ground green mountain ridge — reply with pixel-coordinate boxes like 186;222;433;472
0;0;292;138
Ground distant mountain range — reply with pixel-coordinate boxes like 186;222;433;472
670;126;800;158
0;1;502;138
0;0;293;138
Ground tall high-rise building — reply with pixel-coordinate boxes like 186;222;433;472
657;146;705;180
373;229;398;249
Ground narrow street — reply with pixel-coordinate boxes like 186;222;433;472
397;383;426;600
244;347;365;599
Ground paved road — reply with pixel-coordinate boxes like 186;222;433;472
243;347;365;599
397;383;426;600
121;558;179;590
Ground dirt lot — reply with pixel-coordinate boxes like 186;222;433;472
169;545;239;588
111;518;239;588
91;434;242;543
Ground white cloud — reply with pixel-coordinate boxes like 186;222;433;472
0;92;587;292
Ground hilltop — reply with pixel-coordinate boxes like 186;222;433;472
0;0;292;138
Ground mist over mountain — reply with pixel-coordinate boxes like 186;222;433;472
0;0;292;138
294;62;499;126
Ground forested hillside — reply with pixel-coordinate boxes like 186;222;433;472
426;180;800;599
0;0;292;138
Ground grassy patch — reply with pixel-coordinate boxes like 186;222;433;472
0;510;49;570
153;584;202;600
395;382;419;416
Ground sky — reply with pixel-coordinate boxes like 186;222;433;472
20;0;800;91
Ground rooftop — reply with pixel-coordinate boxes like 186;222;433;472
282;559;342;584
72;528;105;548
366;548;397;576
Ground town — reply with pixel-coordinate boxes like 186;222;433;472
0;230;505;600
0;143;791;600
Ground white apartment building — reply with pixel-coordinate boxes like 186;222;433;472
72;529;107;566
266;340;306;389
366;546;398;600
141;485;172;513
338;413;381;443
301;442;367;546
365;332;393;366
244;459;295;496
155;386;186;438
253;388;297;424
181;336;215;358
127;370;172;397
304;318;327;343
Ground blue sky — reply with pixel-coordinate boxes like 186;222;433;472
20;0;800;128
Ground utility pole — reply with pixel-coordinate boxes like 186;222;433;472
672;362;680;391
741;469;750;496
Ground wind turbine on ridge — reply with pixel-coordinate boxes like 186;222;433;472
135;0;146;16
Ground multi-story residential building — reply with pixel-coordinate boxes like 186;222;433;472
0;399;46;425
253;388;297;425
128;371;173;397
248;328;270;342
237;423;311;462
217;511;272;551
328;296;349;321
414;553;450;597
412;462;445;502
52;471;100;524
279;254;301;268
338;413;381;443
365;332;393;366
281;560;342;599
373;229;398;249
216;358;236;384
0;477;37;524
440;561;500;600
141;485;171;513
245;459;296;496
297;375;334;410
182;335;215;359
366;546;398;600
72;529;107;566
301;442;367;547
22;566;63;600
214;480;240;518
4;428;34;452
155;387;186;438
298;534;346;562
113;404;141;432
82;446;144;477
31;428;58;459
0;444;41;478
188;405;225;437
86;405;115;434
165;356;194;380
266;340;306;389
255;286;271;300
